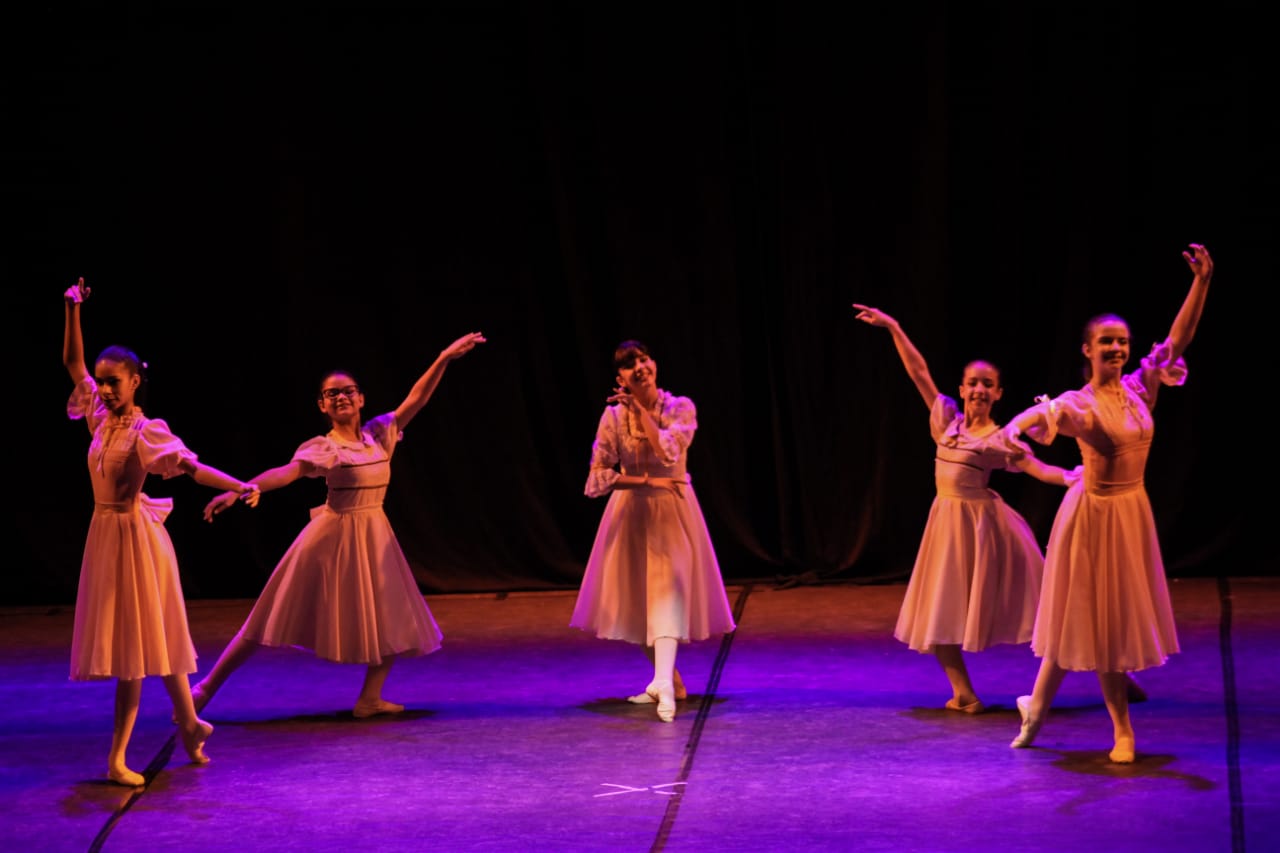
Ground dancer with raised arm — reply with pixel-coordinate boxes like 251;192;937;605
196;331;486;719
62;277;260;787
1005;243;1213;763
854;303;1080;713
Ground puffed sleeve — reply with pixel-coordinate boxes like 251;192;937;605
1020;390;1093;445
929;395;961;443
291;435;338;477
654;395;697;464
135;418;199;479
66;376;107;431
584;407;622;498
365;412;401;457
1126;338;1188;407
986;426;1034;472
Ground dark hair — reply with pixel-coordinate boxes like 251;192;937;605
317;369;360;397
316;369;361;428
613;339;650;372
96;344;143;374
961;359;1002;387
95;345;148;405
1080;313;1129;380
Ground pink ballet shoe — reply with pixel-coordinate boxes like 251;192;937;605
353;698;405;719
182;720;214;765
1010;695;1042;748
944;697;986;714
108;766;145;788
1109;735;1136;764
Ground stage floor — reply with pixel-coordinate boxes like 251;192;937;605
1;576;1276;852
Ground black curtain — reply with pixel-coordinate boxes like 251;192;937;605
10;1;1274;606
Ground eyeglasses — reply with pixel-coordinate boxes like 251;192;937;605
319;385;361;401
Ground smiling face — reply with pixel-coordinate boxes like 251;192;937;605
1083;316;1131;382
617;352;657;397
613;340;658;401
959;360;1003;418
317;372;364;425
93;358;140;415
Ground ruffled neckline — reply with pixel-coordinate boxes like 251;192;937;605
327;427;372;449
940;414;998;447
103;409;143;429
622;388;668;438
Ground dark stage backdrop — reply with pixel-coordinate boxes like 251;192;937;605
9;2;1274;606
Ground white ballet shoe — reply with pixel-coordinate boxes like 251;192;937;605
1010;695;1042;748
627;680;688;704
647;680;676;722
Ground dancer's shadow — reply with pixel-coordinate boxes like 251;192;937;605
579;694;728;720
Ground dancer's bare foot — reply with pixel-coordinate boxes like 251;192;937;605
353;698;405;719
107;765;145;788
181;719;214;764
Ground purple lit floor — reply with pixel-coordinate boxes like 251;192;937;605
2;577;1276;852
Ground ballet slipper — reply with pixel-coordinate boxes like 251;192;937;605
108;766;145;788
645;680;676;723
944;697;986;714
627;681;688;704
1125;673;1148;703
1109;735;1136;764
181;720;214;765
1010;695;1042;748
353;698;405;719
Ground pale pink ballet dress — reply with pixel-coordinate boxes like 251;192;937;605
237;412;442;664
894;394;1048;653
571;389;736;645
67;377;200;681
1019;343;1186;672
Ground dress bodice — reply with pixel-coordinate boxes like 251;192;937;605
292;412;399;513
930;395;1021;500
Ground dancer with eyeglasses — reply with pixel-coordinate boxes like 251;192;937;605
193;331;486;719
